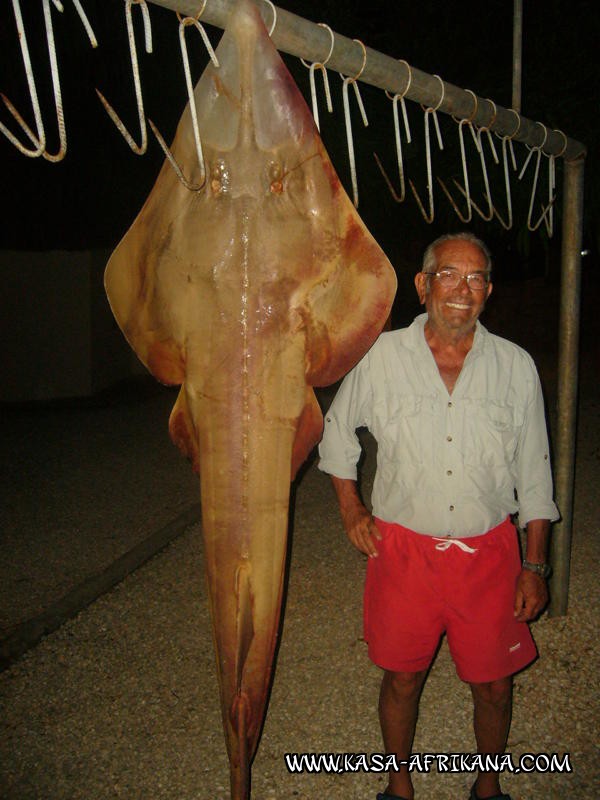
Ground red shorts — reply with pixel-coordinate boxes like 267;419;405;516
363;517;537;683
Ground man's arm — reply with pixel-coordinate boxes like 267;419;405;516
514;518;550;622
331;476;382;557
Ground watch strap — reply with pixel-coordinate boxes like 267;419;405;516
522;559;552;578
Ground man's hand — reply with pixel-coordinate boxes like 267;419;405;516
340;503;381;557
514;518;551;621
514;568;548;622
330;476;382;557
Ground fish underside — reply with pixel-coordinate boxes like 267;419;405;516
104;2;396;797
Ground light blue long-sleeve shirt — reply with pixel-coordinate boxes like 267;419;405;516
318;314;559;538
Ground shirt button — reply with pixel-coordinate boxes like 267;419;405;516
448;401;453;407
446;469;453;476
449;505;455;511
446;435;453;442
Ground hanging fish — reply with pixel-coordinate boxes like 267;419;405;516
104;1;396;797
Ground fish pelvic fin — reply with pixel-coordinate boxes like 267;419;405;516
168;387;199;473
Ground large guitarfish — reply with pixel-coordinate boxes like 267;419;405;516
105;1;396;796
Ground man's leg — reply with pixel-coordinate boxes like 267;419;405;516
379;668;428;800
469;676;513;798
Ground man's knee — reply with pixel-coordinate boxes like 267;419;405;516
382;669;428;702
470;676;513;708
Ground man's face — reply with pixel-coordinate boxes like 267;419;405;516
414;240;492;335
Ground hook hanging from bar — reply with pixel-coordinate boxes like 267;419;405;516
436;89;479;223
300;23;334;132
518;121;556;234
340;38;369;207
96;0;152;155
492;135;515;230
149;3;218;191
494;108;520;171
452;99;499;222
536;129;567;236
373;60;413;203
408;74;445;224
491;111;522;230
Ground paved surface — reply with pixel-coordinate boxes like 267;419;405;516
1;381;199;658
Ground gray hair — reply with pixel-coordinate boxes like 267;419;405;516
422;232;492;275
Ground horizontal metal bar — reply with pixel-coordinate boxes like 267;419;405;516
146;0;587;161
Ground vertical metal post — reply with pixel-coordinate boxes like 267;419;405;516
512;0;523;111
549;157;584;616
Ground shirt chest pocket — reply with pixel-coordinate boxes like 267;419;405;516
374;394;433;466
464;400;525;467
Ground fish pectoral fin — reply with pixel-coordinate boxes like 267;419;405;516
104;246;186;387
302;219;396;388
291;388;323;480
168;388;200;473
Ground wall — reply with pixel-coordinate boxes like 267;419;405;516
0;250;142;403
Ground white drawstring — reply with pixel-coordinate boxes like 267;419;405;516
432;537;478;554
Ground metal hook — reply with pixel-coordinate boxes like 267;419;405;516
437;119;479;223
518;122;555;233
495;108;520;172
437;89;478;222
507;108;521;138
0;0;47;157
375;60;413;203
340;39;369;207
149;8;218;191
472;98;499;168
408;105;444;224
37;0;67;161
528;149;556;236
386;59;412;142
554;129;568;158
492;134;514;230
300;23;334;131
419;74;444;150
2;0;98;159
96;0;152;155
70;0;98;47
262;0;277;36
452;117;497;222
5;0;72;161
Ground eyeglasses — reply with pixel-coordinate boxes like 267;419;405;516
425;268;490;291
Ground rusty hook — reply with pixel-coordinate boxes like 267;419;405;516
96;0;152;155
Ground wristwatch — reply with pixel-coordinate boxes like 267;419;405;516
522;559;552;579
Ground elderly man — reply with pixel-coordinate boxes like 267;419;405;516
318;232;558;800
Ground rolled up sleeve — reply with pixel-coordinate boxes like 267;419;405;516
515;370;560;526
318;358;372;480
